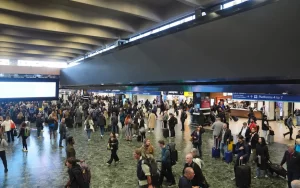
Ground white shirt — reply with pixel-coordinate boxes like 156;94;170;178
1;120;13;132
241;127;247;138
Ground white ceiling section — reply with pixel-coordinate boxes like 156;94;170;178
0;0;218;67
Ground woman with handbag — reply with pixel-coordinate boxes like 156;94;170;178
254;137;270;178
1;116;15;143
106;132;119;166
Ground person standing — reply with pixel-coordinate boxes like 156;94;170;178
119;110;125;129
65;157;85;188
84;115;95;141
74;106;83;128
106;132;119;166
36;113;44;138
17;122;29;152
0;135;8;173
249;127;259;163
280;144;300;188
179;167;194;188
139;116;146;142
239;122;251;143
254;137;269;179
294;109;300;126
110;112;119;134
125;115;133;141
284;114;296;140
180;109;187;131
211;118;223;141
190;125;205;159
147;110;156;133
168;113;177;138
158;140;176;187
162;111;169;129
59;118;67;148
275;106;281;122
261;115;271;143
1;116;15;143
219;123;232;160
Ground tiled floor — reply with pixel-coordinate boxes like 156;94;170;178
0;113;291;188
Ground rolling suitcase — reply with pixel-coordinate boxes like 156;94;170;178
212;139;220;158
267;160;287;178
163;128;169;138
235;160;251;188
232;116;239;122
137;135;142;142
225;151;233;163
267;134;274;144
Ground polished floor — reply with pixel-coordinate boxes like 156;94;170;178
0;114;291;188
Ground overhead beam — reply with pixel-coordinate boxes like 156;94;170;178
0;35;94;51
176;0;203;7
0;48;76;59
0;0;135;33
0;52;69;61
71;0;162;22
0;28;103;46
0;12;118;40
0;42;84;55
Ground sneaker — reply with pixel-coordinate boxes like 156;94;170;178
22;148;25;151
265;175;268;178
101;135;103;139
148;130;151;133
41;130;44;132
59;146;64;148
106;163;111;166
24;150;28;152
231;177;235;181
88;139;91;142
168;183;176;187
115;161;119;164
254;176;258;179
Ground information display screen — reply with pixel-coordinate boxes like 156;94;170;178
0;81;58;99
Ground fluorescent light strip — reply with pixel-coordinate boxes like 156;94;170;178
221;0;248;9
17;60;68;68
0;59;10;65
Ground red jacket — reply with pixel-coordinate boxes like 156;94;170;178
248;122;257;131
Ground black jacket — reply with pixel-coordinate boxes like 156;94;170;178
36;117;44;128
168;116;177;128
256;144;269;170
67;164;85;188
239;127;251;143
280;151;300;173
249;132;259;149
219;129;232;144
262;119;270;131
183;162;206;186
97;115;106;127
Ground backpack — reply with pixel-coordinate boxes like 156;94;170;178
24;127;31;137
167;143;178;166
295;145;300;153
143;158;160;186
86;121;90;129
80;163;91;184
174;118;178;125
284;118;288;126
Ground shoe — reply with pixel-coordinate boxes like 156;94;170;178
88;139;91;141
290;138;294;140
254;176;258;179
148;130;151;133
59;146;64;148
115;161;119;164
24;150;28;152
41;130;44;132
283;134;286;138
101;135;103;139
106;163;111;166
22;148;25;151
231;177;235;181
265;175;268;178
4;169;8;173
168;183;176;187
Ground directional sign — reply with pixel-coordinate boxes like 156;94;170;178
232;93;300;102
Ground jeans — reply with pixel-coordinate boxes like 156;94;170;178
99;126;105;136
112;125;118;134
6;130;14;142
0;151;8;171
22;136;28;150
262;130;268;142
181;120;185;130
159;162;175;185
59;133;65;146
256;167;266;177
287;171;300;188
221;143;228;158
297;116;300;126
37;127;42;137
86;129;91;139
107;149;119;164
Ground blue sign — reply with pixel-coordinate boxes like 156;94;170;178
88;90;160;96
232;93;300;102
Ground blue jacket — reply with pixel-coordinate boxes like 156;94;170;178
161;147;171;164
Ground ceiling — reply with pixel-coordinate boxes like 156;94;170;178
0;0;220;62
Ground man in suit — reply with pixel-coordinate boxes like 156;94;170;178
219;123;232;160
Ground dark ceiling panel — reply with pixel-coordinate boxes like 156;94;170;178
60;0;300;86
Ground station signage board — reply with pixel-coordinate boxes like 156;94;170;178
162;91;184;95
232;93;300;102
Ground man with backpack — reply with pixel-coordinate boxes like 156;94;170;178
284;114;296;140
168;113;177;138
134;148;159;188
158;140;176;187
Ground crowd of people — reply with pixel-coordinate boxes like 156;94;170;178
0;94;300;188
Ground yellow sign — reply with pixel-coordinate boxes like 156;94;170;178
184;92;193;97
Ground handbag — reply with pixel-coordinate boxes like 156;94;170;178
10;120;16;129
13;129;18;136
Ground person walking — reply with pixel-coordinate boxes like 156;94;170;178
281;144;300;188
17;122;29;152
179;167;194;188
36;113;44;138
59;118;67;148
125;114;133;141
0;135;8;173
190;125;205;159
84;115;95;141
65;157;85;188
158;140;176;187
284;114;296;140
261;115;271;143
1;116;15;143
97;112;106;139
180;109;187;131
254;137;270;179
106;132;119;166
